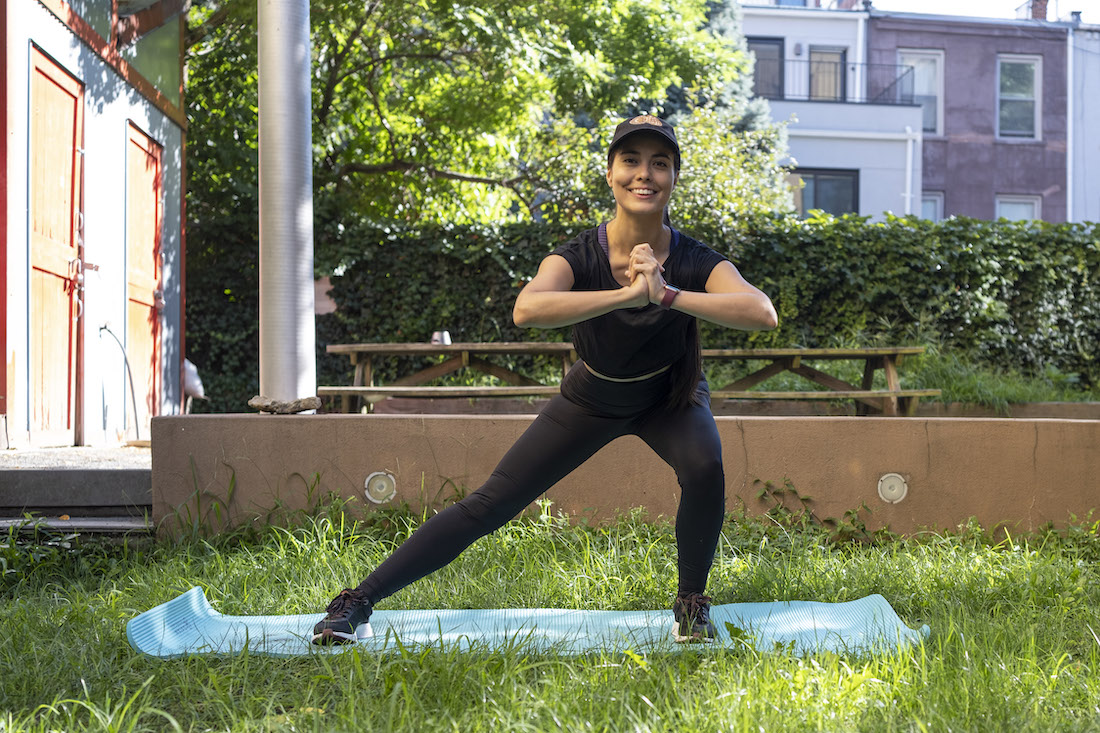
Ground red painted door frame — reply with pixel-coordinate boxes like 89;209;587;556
29;46;84;445
126;122;162;437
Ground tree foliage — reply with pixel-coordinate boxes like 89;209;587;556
184;0;764;233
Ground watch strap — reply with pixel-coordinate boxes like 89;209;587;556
659;284;681;310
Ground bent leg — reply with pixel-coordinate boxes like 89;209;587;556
636;394;725;596
356;396;625;604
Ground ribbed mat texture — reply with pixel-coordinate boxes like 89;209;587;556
127;587;929;658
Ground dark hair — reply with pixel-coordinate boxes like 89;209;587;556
666;321;704;410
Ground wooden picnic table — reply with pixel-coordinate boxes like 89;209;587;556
320;343;939;416
701;347;939;416
322;342;577;413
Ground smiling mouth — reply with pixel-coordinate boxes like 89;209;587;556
629;188;656;196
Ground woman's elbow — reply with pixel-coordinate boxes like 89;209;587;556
512;303;532;328
512;301;530;325
512;296;541;328
755;300;779;331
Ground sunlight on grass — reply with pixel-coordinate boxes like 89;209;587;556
3;504;1100;731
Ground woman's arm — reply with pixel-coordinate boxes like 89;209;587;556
670;260;778;330
513;254;648;329
628;245;777;331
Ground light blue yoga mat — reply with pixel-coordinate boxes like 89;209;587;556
127;587;929;658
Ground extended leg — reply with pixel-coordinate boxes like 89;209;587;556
355;395;625;604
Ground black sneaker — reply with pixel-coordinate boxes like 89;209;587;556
311;588;373;645
672;592;717;643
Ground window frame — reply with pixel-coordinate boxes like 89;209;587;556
996;54;1042;141
808;46;848;102
921;191;945;222
897;48;945;137
789;168;860;217
747;36;785;100
995;194;1042;221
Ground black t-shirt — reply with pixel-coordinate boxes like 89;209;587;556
551;226;727;379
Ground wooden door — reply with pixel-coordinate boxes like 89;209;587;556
125;123;162;438
29;48;84;445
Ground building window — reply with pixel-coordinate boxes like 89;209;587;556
995;195;1041;220
898;49;944;135
997;55;1041;139
921;192;944;221
789;169;859;216
809;47;846;101
747;38;784;99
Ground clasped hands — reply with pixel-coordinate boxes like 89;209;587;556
624;243;667;307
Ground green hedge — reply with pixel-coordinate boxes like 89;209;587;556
728;214;1100;368
186;214;1099;411
185;218;260;414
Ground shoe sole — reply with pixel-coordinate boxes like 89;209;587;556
671;622;717;643
311;623;371;646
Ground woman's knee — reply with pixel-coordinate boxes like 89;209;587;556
453;485;525;534
678;454;725;498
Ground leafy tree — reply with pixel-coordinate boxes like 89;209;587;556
186;0;751;229
672;103;793;244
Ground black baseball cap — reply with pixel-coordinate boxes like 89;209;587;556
607;115;681;170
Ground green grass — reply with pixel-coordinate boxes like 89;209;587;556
3;502;1100;732
901;351;1099;409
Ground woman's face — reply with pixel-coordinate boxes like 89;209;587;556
606;134;678;218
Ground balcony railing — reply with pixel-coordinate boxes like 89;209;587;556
751;60;916;105
746;1;863;7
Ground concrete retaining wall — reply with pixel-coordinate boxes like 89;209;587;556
151;414;1100;536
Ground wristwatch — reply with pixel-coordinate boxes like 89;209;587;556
659;284;681;310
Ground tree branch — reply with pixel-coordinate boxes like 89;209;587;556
185;1;236;49
337;161;529;189
316;16;371;127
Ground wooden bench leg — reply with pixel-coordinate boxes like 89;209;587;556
344;356;374;413
858;359;878;416
882;357;901;417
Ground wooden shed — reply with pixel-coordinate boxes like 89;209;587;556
2;0;186;447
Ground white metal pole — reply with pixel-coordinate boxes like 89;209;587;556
1066;26;1074;222
904;125;914;215
257;0;316;401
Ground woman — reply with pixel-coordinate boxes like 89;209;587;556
313;114;778;645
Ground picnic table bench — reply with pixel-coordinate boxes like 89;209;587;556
322;342;576;414
320;343;939;416
702;347;939;416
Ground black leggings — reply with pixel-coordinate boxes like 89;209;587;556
355;361;726;604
